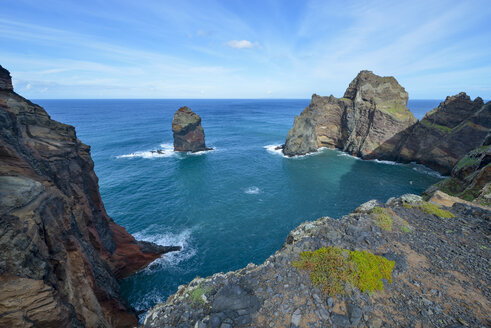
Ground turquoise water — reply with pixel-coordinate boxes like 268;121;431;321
36;99;442;315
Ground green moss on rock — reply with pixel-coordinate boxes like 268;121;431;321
371;207;393;231
419;202;455;218
292;247;394;296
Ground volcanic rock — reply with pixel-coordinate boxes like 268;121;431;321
398;93;490;174
283;71;417;158
0;66;181;328
172;106;212;152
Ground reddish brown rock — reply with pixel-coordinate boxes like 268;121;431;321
172;106;212;152
0;66;180;328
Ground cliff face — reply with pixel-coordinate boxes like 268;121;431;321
282;71;490;175
283;71;417;158
144;194;490;328
172;106;211;152
424;133;491;206
398;93;490;174
0;65;178;328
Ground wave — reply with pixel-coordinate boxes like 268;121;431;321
132;227;196;269
244;186;261;194
117;143;215;159
264;144;284;156
410;163;446;178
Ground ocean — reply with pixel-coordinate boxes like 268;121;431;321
35;98;443;317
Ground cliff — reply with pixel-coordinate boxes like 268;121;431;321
282;71;491;175
144;194;490;327
172;106;212;152
424;133;490;206
283;71;417;159
0;65;180;328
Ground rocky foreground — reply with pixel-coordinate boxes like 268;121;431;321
0;65;180;327
283;71;490;175
144;195;490;328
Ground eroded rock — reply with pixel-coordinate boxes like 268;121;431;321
172;106;212;152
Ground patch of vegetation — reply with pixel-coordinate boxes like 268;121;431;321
380;102;413;120
400;225;411;233
455;155;479;170
420;119;452;133
419;201;455;218
435;177;465;196
340;97;351;102
292;247;395;296
402;203;413;209
189;284;212;305
371;207;393;231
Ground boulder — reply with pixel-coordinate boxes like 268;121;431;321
172;106;212;152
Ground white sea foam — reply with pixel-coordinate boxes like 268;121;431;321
410;163;446;178
117;143;175;159
244;186;261;194
264;144;328;158
117;143;215;159
133;227;195;269
264;144;284;156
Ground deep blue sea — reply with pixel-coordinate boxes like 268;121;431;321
35;98;443;316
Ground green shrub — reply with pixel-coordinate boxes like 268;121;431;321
189;284;212;305
292;247;395;296
419;202;455;218
371;207;393;231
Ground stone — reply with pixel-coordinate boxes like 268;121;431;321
348;304;363;325
330;313;351;327
291;309;302;326
172;106;212;152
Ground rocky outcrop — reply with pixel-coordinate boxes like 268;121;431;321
282;71;490;175
283;71;417;158
424;133;491;206
0;65;13;91
0;66;180;328
144;194;490;327
172;106;212;152
398;93;490;174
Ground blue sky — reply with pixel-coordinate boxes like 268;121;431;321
1;0;490;99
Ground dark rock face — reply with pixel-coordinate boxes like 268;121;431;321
0;66;180;328
172;106;211;152
398;93;490;174
0;65;13;91
144;194;490;327
283;71;417;158
283;71;490;175
424;133;491;206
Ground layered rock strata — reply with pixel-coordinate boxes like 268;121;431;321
283;71;417;159
0;65;180;328
424;133;491;206
144;194;490;327
282;71;490;175
399;93;490;174
172;106;212;152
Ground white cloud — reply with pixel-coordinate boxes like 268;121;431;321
227;40;257;49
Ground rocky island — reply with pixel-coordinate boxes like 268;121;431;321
282;71;491;175
0;65;181;327
172;106;212;152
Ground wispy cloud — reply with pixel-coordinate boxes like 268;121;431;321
0;0;490;99
227;40;258;49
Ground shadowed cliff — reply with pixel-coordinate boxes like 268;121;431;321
0;65;180;328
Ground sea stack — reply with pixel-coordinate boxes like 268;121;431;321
0;65;181;328
283;70;417;159
172;106;211;152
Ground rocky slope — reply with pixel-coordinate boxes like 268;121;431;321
282;71;490;175
283;71;417;159
143;194;490;328
0;65;180;328
172;106;212;152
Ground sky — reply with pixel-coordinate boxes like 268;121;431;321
1;0;490;99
